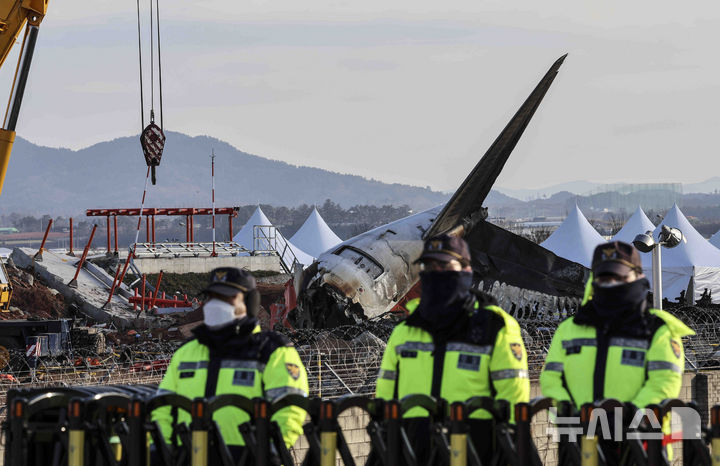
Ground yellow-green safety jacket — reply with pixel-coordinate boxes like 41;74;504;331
376;297;530;420
151;318;309;448
540;306;694;409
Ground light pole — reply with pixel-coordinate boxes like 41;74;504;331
632;225;684;309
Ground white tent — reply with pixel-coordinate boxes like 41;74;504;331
232;207;314;267
710;229;720;249
640;204;720;304
611;207;655;244
540;205;606;267
290;207;342;258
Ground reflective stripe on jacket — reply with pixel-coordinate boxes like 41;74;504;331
376;298;529;420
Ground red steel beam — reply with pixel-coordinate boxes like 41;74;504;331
68;217;74;256
141;274;146;311
102;266;122;309
106;216;111;254
86;207;240;217
33;219;54;261
128;295;193;308
113;216;118;254
149;270;163;310
68;225;97;288
185;215;190;243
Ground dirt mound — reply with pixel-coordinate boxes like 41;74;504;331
5;262;65;319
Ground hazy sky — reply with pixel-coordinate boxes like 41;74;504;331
6;0;720;192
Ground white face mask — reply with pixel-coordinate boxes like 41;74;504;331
203;299;237;329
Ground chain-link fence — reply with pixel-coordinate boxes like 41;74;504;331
283;303;720;398
0;304;718;402
282;317;396;398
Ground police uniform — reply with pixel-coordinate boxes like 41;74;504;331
540;306;692;409
152;319;308;448
376;296;530;416
540;242;694;409
375;235;529;463
152;268;308;454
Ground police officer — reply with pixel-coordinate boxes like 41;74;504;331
152;267;308;462
540;242;694;458
375;235;529;464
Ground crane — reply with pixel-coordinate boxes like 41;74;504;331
0;0;49;309
0;0;49;197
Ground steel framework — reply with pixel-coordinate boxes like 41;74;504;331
86;207;240;254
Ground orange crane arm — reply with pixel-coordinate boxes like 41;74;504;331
0;0;49;196
0;0;48;69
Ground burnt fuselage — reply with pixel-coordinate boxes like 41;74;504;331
295;206;441;327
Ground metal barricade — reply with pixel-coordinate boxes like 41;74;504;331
658;399;710;466
5;387;719;466
78;391;133;466
711;405;720;466
143;391;193;466
6;391;72;466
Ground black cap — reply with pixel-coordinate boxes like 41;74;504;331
414;234;471;265
592;241;643;277
203;267;256;297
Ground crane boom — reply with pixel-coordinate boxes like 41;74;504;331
0;0;49;196
0;0;47;69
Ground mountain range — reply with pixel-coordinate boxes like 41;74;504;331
1;132;450;215
3;131;718;218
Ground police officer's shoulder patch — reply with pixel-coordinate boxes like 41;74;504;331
256;331;294;363
286;363;300;380
670;339;681;358
510;342;523;361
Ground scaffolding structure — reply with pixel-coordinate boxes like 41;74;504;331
86;207;240;254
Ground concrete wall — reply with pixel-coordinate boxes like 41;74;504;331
290;408;372;465
132;255;283;274
294;372;720;466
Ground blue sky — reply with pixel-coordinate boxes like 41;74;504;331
6;0;720;192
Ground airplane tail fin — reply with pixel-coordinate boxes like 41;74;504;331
425;54;567;239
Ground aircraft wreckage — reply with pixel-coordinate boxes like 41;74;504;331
292;54;589;328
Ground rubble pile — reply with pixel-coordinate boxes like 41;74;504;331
2;248;293;347
4;259;66;319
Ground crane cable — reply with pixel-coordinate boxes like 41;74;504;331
155;0;164;130
136;0;166;185
130;1;164;270
136;0;144;130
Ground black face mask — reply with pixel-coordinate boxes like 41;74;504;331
416;271;473;328
591;278;650;319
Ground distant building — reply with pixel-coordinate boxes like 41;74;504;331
583;183;683;211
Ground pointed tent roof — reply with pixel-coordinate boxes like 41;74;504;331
611;207;656;244
710;229;720;249
540;205;606;267
233;207;314;266
290;207;342;258
233;207;272;251
640;204;720;268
